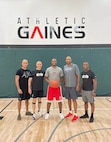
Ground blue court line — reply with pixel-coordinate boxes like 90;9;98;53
64;127;111;142
0;100;13;113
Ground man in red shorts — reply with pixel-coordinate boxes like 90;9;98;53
45;58;64;120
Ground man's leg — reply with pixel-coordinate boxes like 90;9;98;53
25;99;32;115
25;99;29;112
45;102;51;120
17;100;22;120
58;102;64;119
80;102;89;118
89;102;95;122
72;100;78;121
32;98;36;113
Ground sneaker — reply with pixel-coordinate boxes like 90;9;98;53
59;113;64;119
45;113;50;120
89;117;94;123
32;113;36;120
0;116;4;120
17;114;21;120
38;112;43;117
25;111;33;115
65;112;73;118
72;115;78;122
80;114;89;119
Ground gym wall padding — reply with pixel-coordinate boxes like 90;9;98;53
0;46;111;98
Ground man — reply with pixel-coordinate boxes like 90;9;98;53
15;59;32;120
64;56;80;122
45;58;64;120
28;61;45;120
80;62;97;123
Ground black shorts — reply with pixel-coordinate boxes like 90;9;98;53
18;90;30;101
32;90;43;98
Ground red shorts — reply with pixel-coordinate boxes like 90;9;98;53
47;86;62;102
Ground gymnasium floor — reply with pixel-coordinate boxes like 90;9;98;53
0;97;111;142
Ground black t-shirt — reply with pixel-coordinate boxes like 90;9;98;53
16;68;31;91
30;70;45;91
81;70;96;91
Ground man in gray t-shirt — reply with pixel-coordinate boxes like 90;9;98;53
64;56;80;122
44;58;64;120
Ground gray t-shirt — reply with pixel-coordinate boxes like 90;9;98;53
45;66;63;81
64;63;80;87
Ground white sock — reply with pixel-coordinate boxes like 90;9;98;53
74;113;77;116
69;110;72;114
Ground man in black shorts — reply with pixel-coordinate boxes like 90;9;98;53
28;61;45;120
15;59;32;120
80;62;97;123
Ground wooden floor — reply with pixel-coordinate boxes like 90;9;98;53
0;97;111;142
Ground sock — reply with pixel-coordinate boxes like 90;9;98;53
85;110;88;115
91;113;93;118
69;110;72;114
74;113;77;116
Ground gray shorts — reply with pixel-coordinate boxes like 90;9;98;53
81;90;94;103
65;87;77;100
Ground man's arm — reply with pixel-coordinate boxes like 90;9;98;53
15;75;22;94
28;77;32;94
45;76;50;84
93;78;97;93
76;74;80;91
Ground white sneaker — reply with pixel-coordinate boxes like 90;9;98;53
38;111;43;117
45;113;49;120
59;113;64;119
32;113;36;120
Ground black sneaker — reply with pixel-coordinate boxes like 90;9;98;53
89;117;94;123
80;114;89;119
25;111;33;115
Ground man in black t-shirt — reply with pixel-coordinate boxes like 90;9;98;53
15;59;32;120
28;61;45;120
80;62;97;123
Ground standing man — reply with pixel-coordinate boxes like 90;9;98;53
15;59;32;120
80;62;97;123
64;56;80;122
28;61;45;120
45;58;64;120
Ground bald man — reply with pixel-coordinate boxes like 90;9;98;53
64;56;80;122
80;62;97;123
28;61;45;120
15;59;32;120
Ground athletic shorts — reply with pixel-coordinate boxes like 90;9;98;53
47;86;62;102
65;87;77;100
81;90;94;103
18;89;30;101
32;90;43;98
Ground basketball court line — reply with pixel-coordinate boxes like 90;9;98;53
64;128;111;142
14;106;58;142
48;119;64;142
0;99;13;113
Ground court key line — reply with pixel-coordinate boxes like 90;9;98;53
64;127;111;142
